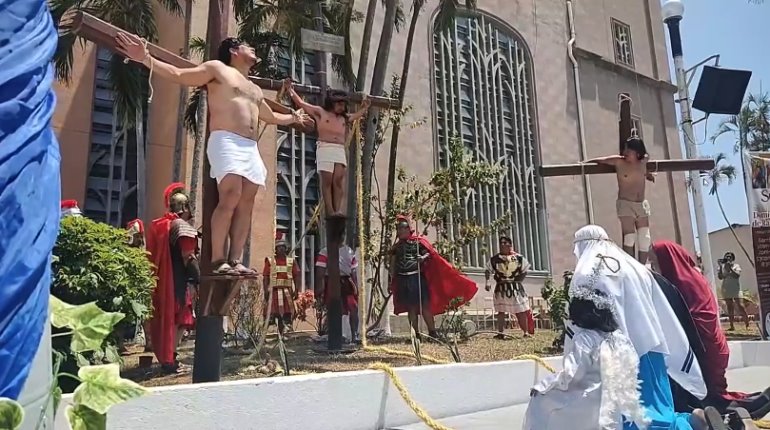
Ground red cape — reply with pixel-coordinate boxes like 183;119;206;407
146;213;177;366
652;241;749;402
390;235;478;315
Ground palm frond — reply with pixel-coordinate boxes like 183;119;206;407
184;87;203;136
155;0;183;16
107;55;144;128
326;0;357;87
189;36;208;60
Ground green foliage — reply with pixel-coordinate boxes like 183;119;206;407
384;135;509;268
72;365;147;415
713;91;770;153
52;216;154;326
0;398;23;430
542;272;571;350
47;296;147;430
51;297;125;354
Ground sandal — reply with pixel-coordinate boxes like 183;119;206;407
229;260;257;275
212;260;237;275
729;407;759;430
704;406;728;430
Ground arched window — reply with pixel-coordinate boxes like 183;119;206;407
432;12;549;272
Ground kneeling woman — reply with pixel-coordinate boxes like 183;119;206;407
523;287;714;429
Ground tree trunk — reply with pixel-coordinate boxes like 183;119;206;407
172;0;194;182
355;0;379;92
345;0;379;245
716;189;755;267
361;0;398;237
135;105;147;223
383;2;422;244
189;89;207;222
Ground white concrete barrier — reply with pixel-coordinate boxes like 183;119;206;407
53;341;770;430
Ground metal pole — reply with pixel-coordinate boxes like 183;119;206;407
313;0;327;101
664;15;718;295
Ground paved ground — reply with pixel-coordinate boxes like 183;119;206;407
391;366;770;429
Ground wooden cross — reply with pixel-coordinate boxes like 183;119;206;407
539;94;715;177
64;10;399;378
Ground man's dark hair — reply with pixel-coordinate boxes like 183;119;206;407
323;90;349;114
218;37;243;65
724;252;736;261
568;292;619;333
624;136;648;160
499;236;512;244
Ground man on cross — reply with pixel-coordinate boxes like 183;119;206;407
116;33;311;275
283;78;371;217
584;136;656;262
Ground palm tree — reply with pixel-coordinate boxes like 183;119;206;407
52;0;183;223
713;92;770;154
702;153;755;267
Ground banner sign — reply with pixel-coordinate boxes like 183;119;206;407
744;152;770;338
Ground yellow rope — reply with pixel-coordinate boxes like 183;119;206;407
756;420;770;429
369;362;453;430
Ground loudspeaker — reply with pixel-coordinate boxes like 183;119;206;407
692;66;752;115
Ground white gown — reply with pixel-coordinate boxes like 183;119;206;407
523;325;648;430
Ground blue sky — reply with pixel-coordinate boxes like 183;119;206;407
667;0;769;240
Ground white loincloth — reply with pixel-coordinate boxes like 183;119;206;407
207;130;267;186
316;141;347;173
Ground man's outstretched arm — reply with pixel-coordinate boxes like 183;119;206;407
283;78;322;116
346;97;371;122
258;100;308;126
116;32;217;87
584;154;623;165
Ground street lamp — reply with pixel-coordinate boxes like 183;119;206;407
662;0;719;292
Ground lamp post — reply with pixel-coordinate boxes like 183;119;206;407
662;0;718;293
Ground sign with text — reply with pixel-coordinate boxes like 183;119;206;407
744;151;770;338
301;28;345;56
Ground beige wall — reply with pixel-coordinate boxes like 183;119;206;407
351;0;694;280
55;0;695;291
53;44;96;205
710;225;757;294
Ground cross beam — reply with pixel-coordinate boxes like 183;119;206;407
540;159;715;177
61;12;399;110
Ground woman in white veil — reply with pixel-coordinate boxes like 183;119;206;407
572;225;709;429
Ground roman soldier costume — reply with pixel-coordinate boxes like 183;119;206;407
263;231;299;324
60;199;82;218
389;215;477;316
488;252;530;315
146;183;199;370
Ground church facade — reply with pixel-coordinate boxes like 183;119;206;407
52;0;694;295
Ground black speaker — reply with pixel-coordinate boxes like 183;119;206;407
692;65;752;115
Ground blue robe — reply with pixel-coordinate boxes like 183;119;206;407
625;352;693;430
0;0;60;399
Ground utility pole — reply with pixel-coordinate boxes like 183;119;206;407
662;0;718;294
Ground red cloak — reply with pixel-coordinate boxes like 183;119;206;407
146;213;178;366
390;235;478;315
652;241;750;402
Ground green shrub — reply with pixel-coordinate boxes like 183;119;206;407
52;216;154;326
542;272;571;350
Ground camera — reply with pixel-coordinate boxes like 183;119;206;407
718;258;725;264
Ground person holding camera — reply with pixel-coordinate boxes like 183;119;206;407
717;252;750;331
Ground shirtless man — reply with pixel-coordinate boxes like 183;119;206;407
283;78;371;217
116;34;310;275
585;136;656;262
